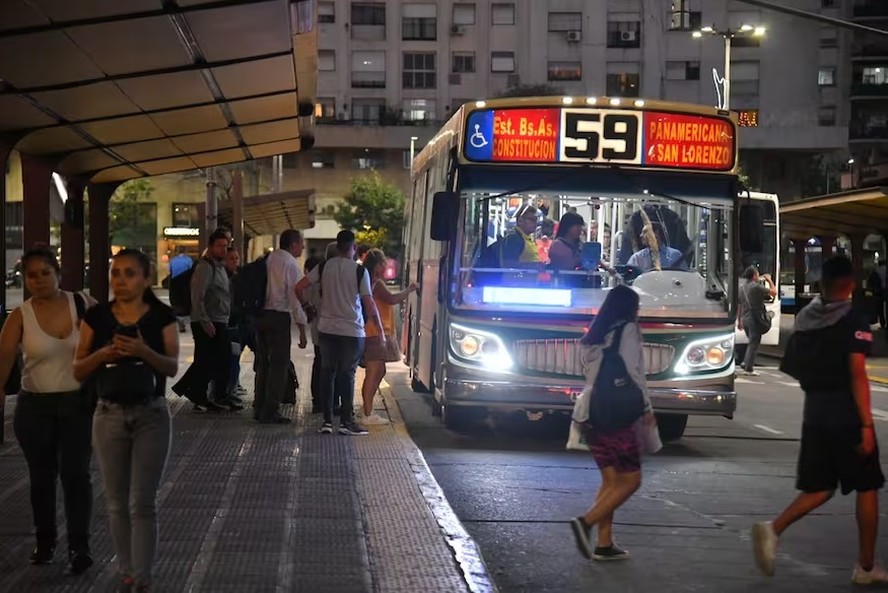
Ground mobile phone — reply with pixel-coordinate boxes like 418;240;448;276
115;325;138;338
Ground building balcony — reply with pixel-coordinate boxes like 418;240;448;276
850;83;888;98
853;2;888;18
850;124;888;141
852;44;888;59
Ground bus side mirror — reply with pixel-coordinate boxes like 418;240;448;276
430;191;458;241
739;203;764;253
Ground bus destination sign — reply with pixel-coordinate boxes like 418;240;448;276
464;107;736;171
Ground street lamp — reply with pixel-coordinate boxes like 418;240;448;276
409;136;418;174
693;24;766;110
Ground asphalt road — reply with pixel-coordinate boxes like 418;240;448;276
389;363;888;593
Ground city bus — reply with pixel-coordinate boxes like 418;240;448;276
401;96;765;440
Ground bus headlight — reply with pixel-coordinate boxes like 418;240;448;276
675;335;734;375
449;323;513;370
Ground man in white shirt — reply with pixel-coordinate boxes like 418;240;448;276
254;229;307;424
296;230;384;436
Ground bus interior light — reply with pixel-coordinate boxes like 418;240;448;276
449;323;513;370
482;286;572;307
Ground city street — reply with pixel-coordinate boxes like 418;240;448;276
389;363;888;592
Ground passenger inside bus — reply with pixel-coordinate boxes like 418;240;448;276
627;222;688;271
548;212;585;271
616;205;692;267
499;204;542;268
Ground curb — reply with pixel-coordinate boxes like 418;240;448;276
379;379;500;593
758;349;888;386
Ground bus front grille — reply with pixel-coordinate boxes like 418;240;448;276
513;340;675;378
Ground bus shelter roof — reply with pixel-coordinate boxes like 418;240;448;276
0;0;317;183
779;187;888;240
217;188;315;238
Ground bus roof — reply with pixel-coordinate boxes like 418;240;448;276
412;96;739;179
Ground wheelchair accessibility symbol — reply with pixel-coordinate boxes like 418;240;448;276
469;124;488;148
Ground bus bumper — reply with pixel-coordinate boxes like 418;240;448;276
443;367;736;418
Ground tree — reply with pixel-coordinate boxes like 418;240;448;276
109;178;154;246
497;83;565;98
329;172;406;257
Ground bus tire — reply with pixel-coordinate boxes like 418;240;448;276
656;414;688;441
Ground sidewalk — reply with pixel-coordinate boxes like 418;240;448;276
759;313;888;384
0;337;495;593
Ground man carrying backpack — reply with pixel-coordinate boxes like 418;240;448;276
296;230;384;436
253;229;307;424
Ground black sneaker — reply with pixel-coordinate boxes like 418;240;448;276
68;549;94;574
258;415;291;424
592;544;629;561
30;542;55;564
318;423;333;434
338;422;369;436
569;517;592;559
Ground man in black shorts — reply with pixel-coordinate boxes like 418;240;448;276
753;256;887;585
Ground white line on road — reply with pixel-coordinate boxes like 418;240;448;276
872;385;888;393
754;424;784;435
872;409;888;422
777;381;799;388
735;378;763;384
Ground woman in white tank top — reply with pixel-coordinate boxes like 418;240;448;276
0;247;96;574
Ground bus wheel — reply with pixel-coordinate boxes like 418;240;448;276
656;414;688;441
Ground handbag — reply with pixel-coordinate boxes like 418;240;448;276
382;334;402;363
588;324;646;432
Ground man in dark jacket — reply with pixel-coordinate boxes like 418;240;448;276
753;256;887;584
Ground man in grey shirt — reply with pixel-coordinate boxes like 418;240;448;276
173;229;241;410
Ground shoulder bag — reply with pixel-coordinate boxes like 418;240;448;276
588;324;646;432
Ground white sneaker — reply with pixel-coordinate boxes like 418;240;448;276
852;564;888;585
752;521;778;576
362;413;390;426
744;370;760;377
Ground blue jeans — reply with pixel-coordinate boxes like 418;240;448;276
318;333;365;425
93;398;171;587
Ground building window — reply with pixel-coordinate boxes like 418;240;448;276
548;12;582;32
548;61;581;81
822;0;835;7
315;97;335;121
452;51;475;73
351;2;385;40
606;72;640;97
351;149;386;169
607;19;641;48
318;1;335;23
491;51;515;72
403;52;436;89
402;3;437;41
491;3;515;25
819;26;837;48
862;66;888;85
665;60;700;80
402;98;436;121
731;61;760;95
669;1;701;30
818;106;836;126
351;50;386;88
737;109;759;127
352;98;386;124
818;67;836;86
318;50;335;71
172;203;200;227
310;151;335;169
453;3;475;25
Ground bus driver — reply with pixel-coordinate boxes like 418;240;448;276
627;222;687;272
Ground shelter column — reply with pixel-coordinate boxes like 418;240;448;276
60;178;87;291
232;170;244;258
0;144;11;316
819;235;836;260
20;154;53;251
87;182;119;301
850;234;866;284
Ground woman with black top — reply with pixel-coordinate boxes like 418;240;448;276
74;249;179;593
0;247;96;573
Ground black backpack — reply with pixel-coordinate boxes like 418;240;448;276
169;258;218;316
319;259;369;321
236;254;270;318
588;324;646;431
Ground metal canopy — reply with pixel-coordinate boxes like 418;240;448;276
217;188;315;238
780;187;888;239
0;0;317;183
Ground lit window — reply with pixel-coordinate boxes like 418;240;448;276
547;61;581;81
402;99;436;122
818;67;836;86
736;109;759;127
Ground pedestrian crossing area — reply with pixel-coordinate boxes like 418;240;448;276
736;366;888;393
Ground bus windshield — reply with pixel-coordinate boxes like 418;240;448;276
453;183;734;319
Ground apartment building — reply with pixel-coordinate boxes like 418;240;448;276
297;0;854;204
